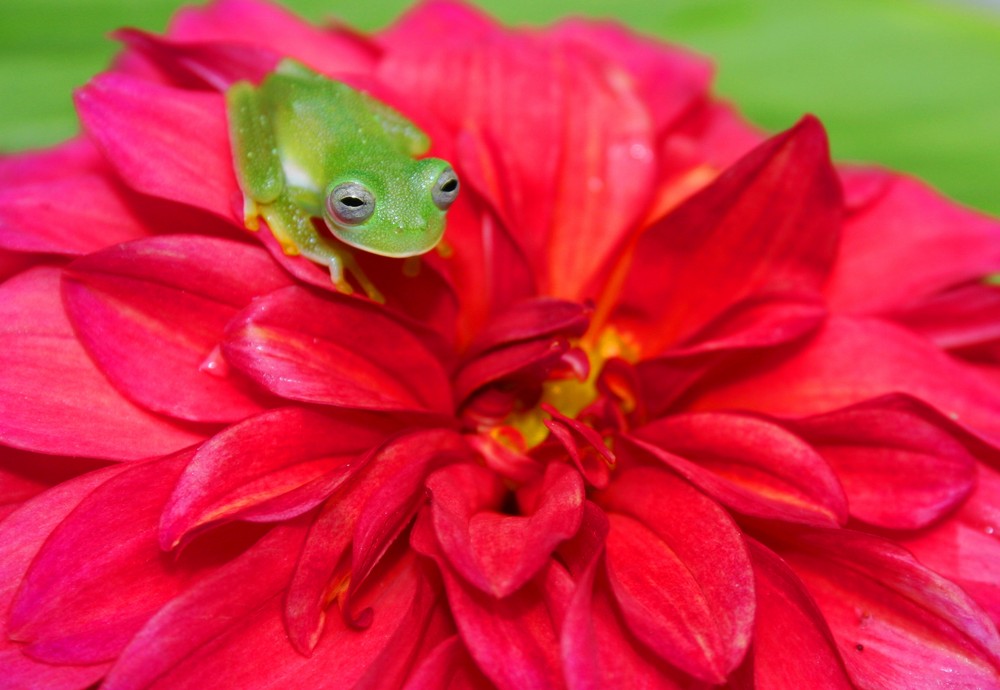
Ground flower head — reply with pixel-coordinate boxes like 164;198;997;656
1;1;999;688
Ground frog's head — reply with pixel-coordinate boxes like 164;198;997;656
322;158;459;257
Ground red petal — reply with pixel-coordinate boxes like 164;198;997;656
109;550;436;690
744;541;853;690
8;452;193;663
347;430;469;610
0;449;105;520
891;281;1000;355
694;315;1000;445
403;635;493;690
903;462;1000;626
613;116;841;355
788;395;978;529
101;521;308;690
559;502;690;689
64;235;291;423
0;267;205;460
160;407;398;550
75;73;239;221
827;172;1000;315
0;466;124;688
379;1;656;299
223;285;452;414
547;19;711;137
782;528;1000;689
168;0;375;76
626;412;848;526
465;297;590;358
597;467;754;682
284;429;465;653
411;509;565;690
114;28;279;91
427;462;584;597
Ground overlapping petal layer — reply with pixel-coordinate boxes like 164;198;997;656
1;1;999;688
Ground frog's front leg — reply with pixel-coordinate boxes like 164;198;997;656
258;197;384;303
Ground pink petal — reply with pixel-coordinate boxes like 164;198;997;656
694;315;1000;445
8;452;194;664
787;395;978;529
102;521;309;690
0;449;105;519
782;528;1000;689
903;462;1000;626
626;412;848;526
0;466;125;688
0;137;101;183
160;407;399;550
75;73;240;221
114;28;279;91
827;172;1000;315
612;116;841;354
63;235;291;423
379;1;656;299
427;462;584;597
168;0;375;76
223;285;452;413
411;509;565;690
0;267;205;460
744;540;853;690
0;172;152;257
597;467;755;682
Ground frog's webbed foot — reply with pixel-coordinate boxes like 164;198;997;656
258;199;385;303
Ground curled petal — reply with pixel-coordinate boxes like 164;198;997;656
75;73;239;221
612;115;841;355
223;286;453;414
597;467;755;682
63;235;291;423
160;407;399;550
167;0;376;76
782;528;1000;689
744;540;853;690
411;510;565;690
627;412;848;526
427;462;584;597
787;395;978;529
0;267;204;460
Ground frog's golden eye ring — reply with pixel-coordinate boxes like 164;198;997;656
328;182;375;225
431;168;460;211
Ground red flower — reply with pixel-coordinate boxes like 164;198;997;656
1;1;999;688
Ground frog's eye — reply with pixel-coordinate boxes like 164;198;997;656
431;168;460;211
328;182;375;225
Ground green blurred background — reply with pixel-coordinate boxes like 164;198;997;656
2;0;999;214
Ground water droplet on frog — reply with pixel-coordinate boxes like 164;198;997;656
199;345;230;378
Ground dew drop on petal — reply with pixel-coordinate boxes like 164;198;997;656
199;345;231;377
